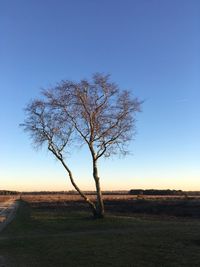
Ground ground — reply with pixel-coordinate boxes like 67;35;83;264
0;197;200;266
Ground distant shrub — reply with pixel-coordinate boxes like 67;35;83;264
129;189;183;196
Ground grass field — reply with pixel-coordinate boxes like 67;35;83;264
1;199;200;266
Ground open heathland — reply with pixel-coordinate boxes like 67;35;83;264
22;193;200;218
0;197;200;266
0;196;15;203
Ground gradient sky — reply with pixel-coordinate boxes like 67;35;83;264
0;0;199;191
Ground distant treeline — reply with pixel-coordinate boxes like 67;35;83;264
0;190;19;195
0;190;129;195
129;189;184;195
21;190;129;195
1;189;200;196
21;191;77;195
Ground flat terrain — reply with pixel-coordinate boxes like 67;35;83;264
22;193;200;218
0;195;200;266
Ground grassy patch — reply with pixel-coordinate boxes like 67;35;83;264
1;201;200;266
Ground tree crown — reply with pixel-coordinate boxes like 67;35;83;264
22;73;141;159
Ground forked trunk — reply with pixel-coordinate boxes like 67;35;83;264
59;157;97;216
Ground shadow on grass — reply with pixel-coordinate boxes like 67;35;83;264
1;200;200;267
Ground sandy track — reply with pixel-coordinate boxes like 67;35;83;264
0;201;19;267
0;199;19;233
0;199;19;267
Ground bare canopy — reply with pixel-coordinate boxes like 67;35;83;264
22;73;141;218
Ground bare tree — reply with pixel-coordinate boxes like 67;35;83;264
21;73;141;218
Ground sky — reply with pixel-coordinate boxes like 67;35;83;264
0;0;200;191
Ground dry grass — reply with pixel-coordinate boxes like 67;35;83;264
0;196;14;203
22;194;137;203
20;193;200;219
21;193;200;204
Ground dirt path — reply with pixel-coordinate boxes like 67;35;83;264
0;199;19;233
0;199;19;267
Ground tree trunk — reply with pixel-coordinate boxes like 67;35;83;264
59;157;97;217
93;159;105;218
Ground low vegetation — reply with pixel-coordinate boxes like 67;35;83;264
1;198;200;266
0;196;15;203
20;194;200;218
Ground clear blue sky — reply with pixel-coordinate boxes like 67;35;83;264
0;0;199;191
